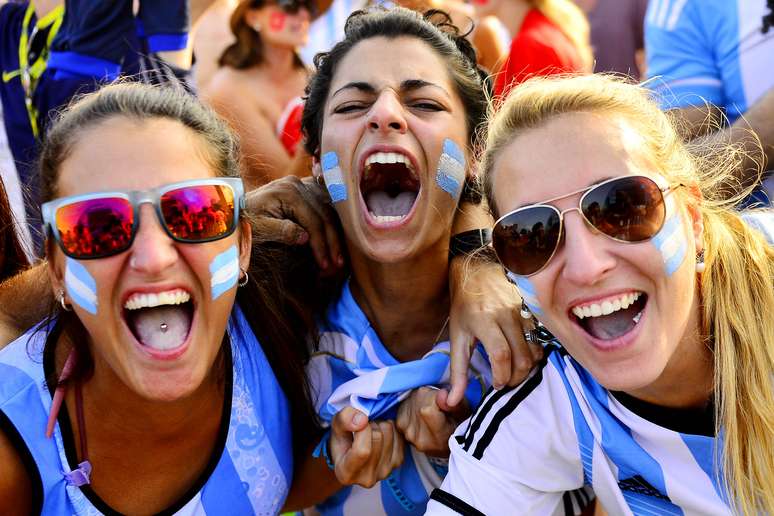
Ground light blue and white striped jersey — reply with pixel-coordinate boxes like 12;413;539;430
428;346;733;516
0;305;292;515
645;0;774;121
306;280;492;515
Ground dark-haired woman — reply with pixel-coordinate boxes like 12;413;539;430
0;82;319;514
203;0;313;188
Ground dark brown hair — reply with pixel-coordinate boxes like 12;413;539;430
38;82;322;456
218;0;305;70
302;7;489;157
0;177;30;282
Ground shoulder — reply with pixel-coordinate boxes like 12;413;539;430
0;417;35;515
203;68;259;106
741;210;774;245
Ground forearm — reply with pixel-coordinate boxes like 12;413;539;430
283;445;342;511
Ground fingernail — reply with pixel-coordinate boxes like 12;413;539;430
353;412;366;426
494;383;503;390
337;255;345;266
296;231;309;244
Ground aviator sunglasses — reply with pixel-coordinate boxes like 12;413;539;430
42;178;245;260
492;175;683;277
253;0;316;15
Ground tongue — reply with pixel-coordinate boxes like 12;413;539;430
365;191;417;216
130;305;191;350
584;303;641;340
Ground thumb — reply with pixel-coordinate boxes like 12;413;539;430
330;407;368;462
252;217;309;245
436;388;470;423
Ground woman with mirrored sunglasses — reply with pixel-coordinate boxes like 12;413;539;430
428;74;774;515
0;82;322;514
202;0;315;188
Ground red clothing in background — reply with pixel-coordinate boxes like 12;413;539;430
494;9;584;98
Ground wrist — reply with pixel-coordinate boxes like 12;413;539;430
312;429;335;470
449;228;493;259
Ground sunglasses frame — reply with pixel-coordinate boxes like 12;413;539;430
493;175;683;277
41;177;245;260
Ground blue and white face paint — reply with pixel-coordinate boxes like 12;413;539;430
209;244;240;300
65;258;98;315
435;139;465;198
506;272;543;317
650;195;687;277
321;151;347;203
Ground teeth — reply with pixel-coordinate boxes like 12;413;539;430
365;152;412;169
572;292;642;320
370;213;406;224
125;290;190;310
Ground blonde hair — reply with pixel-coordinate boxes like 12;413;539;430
480;74;774;514
530;0;593;72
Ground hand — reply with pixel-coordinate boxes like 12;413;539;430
396;388;469;457
329;407;405;488
245;176;345;273
447;259;544;407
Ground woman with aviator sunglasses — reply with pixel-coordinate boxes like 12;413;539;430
0;83;320;514
429;75;774;515
203;0;315;188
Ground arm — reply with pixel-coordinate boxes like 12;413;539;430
0;426;33;515
0;264;50;348
202;76;294;188
446;201;541;407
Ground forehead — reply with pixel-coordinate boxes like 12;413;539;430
330;36;456;95
56;116;218;197
492;113;656;209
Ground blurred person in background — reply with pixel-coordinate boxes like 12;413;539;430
203;0;314;188
574;0;647;77
471;0;592;98
645;0;774;206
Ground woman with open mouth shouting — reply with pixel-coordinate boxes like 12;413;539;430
0;83;319;514
428;75;774;515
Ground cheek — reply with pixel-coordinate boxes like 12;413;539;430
649;211;688;278
268;11;287;32
65;257;98;315
209;244;240;300
320;151;348;203
435;139;466;199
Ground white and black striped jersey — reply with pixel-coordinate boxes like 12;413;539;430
427;346;732;515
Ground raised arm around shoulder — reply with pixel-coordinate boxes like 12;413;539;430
0;424;34;515
0;264;50;348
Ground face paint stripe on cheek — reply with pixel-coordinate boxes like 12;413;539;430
210;244;240;300
268;11;287;31
651;200;687;277
507;272;543;316
321;151;347;203
65;257;98;315
436;139;465;198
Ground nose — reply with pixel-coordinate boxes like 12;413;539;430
559;210;616;285
128;204;178;276
367;91;407;135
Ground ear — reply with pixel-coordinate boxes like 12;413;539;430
311;156;322;180
46;243;66;300
238;218;253;272
244;9;263;30
683;185;704;254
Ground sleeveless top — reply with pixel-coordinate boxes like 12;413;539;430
0;305;292;515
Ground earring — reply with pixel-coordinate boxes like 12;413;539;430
58;290;72;311
238;269;249;287
519;298;533;320
252;22;261;32
695;250;705;274
315;175;325;187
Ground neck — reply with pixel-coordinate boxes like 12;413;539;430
33;0;62;18
497;0;533;37
625;298;714;410
348;242;451;362
260;42;298;78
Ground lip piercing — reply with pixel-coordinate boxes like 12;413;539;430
160;323;168;333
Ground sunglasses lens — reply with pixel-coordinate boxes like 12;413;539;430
581;176;665;242
493;206;562;276
161;184;236;242
55;197;134;258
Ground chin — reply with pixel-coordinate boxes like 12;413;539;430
132;370;203;402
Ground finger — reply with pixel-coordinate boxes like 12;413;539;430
420;401;448;435
376;422;396;481
529;342;544;362
437;388;471;423
302;181;345;268
337;423;373;484
498;314;535;386
390;422;406;470
297;182;342;270
251;216;308;245
332;407;368;435
475;324;514;392
447;321;474;408
396;398;410;434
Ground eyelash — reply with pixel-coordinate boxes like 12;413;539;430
333;101;444;114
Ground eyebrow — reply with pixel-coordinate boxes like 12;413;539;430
516;176;616;209
330;79;450;100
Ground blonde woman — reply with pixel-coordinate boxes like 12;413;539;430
472;0;592;97
428;75;774;514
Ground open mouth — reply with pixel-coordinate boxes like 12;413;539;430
123;289;194;352
571;291;647;341
360;151;420;225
